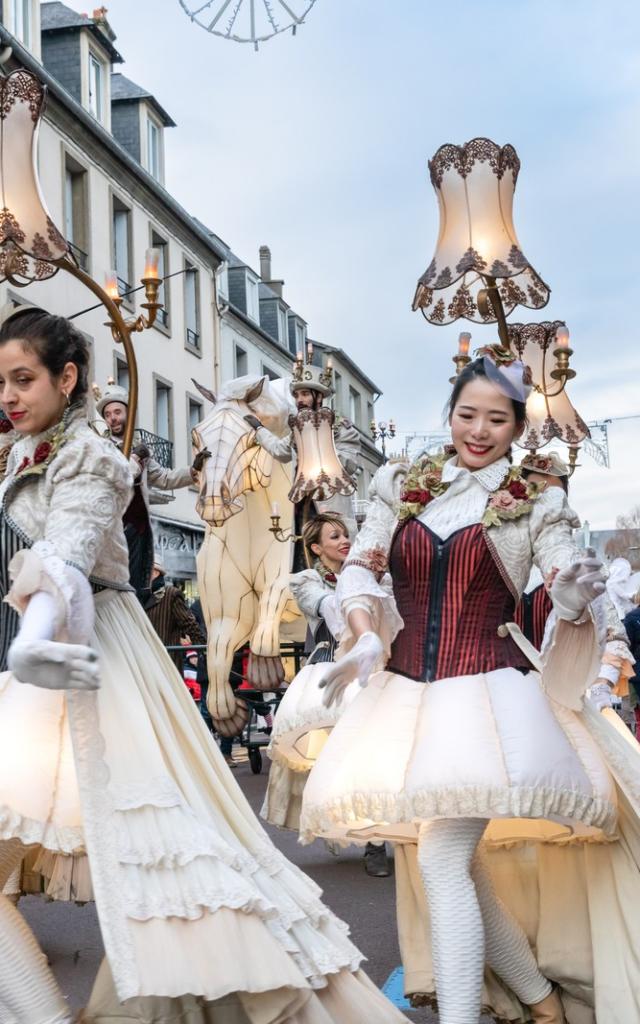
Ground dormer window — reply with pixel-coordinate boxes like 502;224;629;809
88;49;106;123
11;0;33;48
146;115;162;182
246;273;259;323
277;307;288;346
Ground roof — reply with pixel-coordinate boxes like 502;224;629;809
41;2;123;63
0;28;225;266
111;73;175;127
310;339;382;397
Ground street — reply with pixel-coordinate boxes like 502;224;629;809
20;747;458;1022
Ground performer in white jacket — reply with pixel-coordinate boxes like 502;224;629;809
300;347;640;1024
0;307;408;1024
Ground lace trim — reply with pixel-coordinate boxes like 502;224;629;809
110;776;183;811
0;803;84;853
299;783;618;846
66;688;138;1000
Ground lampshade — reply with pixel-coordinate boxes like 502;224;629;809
413;138;550;325
0;70;69;284
509;322;590;450
289;408;356;503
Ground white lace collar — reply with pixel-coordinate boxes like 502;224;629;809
441;455;510;493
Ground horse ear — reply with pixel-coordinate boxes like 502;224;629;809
245;376;266;404
191;379;217;404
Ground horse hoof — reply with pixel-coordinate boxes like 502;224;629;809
246;653;285;690
211;698;249;737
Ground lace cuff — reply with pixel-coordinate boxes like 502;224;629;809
336;566;403;660
7;542;94;644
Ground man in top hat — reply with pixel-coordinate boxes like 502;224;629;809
95;380;208;601
243;359;361;559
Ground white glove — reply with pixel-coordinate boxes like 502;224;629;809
8;589;100;691
588;680;615;712
550;549;606;621
319;631;383;708
8;638;100;691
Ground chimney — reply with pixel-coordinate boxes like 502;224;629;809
259;245;272;282
258;244;285;298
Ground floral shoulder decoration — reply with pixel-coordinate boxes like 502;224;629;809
396;451;544;528
397;451;451;523
482;466;544;527
13;417;70;481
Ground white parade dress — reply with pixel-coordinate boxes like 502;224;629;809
300;456;640;1023
0;407;407;1024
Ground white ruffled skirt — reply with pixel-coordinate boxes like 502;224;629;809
300;668;618;846
0;590;406;1023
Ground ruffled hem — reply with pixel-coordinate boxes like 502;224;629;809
0;803;84;854
299;782;618;845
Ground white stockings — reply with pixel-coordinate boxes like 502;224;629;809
417;818;551;1024
0;841;71;1024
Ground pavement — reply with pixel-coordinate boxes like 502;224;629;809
21;743;491;1022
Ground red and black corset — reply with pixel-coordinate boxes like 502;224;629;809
387;520;532;682
513;583;552;652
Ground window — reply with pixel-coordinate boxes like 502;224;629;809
155;380;172;442
184;259;200;349
11;0;32;47
88;51;105;123
115;356;129;391
277;307;288;347
367;402;374;433
349;386;361;427
146;116;162;182
188;398;203;436
216;263;228;301
334;371;343;415
112;196;131;298
151;229;169;328
261;364;280;381
64;155;89;269
295;321;305;353
246;274;259;322
234;345;248;377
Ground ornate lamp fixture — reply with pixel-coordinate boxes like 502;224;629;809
370;418;396;461
508;321;589;472
269;350;356;542
0;69;165;456
412;138;550;350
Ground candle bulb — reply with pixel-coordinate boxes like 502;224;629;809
306;341;313;362
327;358;333;370
458;331;471;357
555;326;570;349
144;247;160;280
105;270;120;300
271;501;280;518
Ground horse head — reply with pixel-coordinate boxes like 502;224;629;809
192;373;294;526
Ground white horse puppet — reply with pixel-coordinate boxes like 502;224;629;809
191;373;301;734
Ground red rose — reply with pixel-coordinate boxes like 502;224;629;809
324;572;337;584
0;418;12;434
507;480;528;500
16;456;31;474
33;441;52;464
402;488;431;505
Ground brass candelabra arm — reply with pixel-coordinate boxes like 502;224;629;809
549;345;576;383
449;352;472;382
477;275;511;351
269;514;302;544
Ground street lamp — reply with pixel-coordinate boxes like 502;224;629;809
0;69;162;457
371;418;396;462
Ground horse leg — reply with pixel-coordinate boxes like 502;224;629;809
247;575;292;690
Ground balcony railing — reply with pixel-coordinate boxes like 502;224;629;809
134;428;173;469
186;327;200;348
68;241;88;270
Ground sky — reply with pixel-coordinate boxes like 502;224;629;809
64;0;640;529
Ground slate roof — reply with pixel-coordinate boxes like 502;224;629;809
111;73;175;127
41;2;123;63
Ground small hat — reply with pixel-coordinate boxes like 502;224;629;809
95;378;129;417
476;345;532;404
520;451;569;478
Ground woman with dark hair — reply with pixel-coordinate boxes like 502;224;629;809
0;308;409;1024
299;347;640;1023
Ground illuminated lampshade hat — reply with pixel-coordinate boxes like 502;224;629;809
0;71;69;284
413;138;550;326
290;356;334;398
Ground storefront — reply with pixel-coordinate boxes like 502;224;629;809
151;515;205;599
